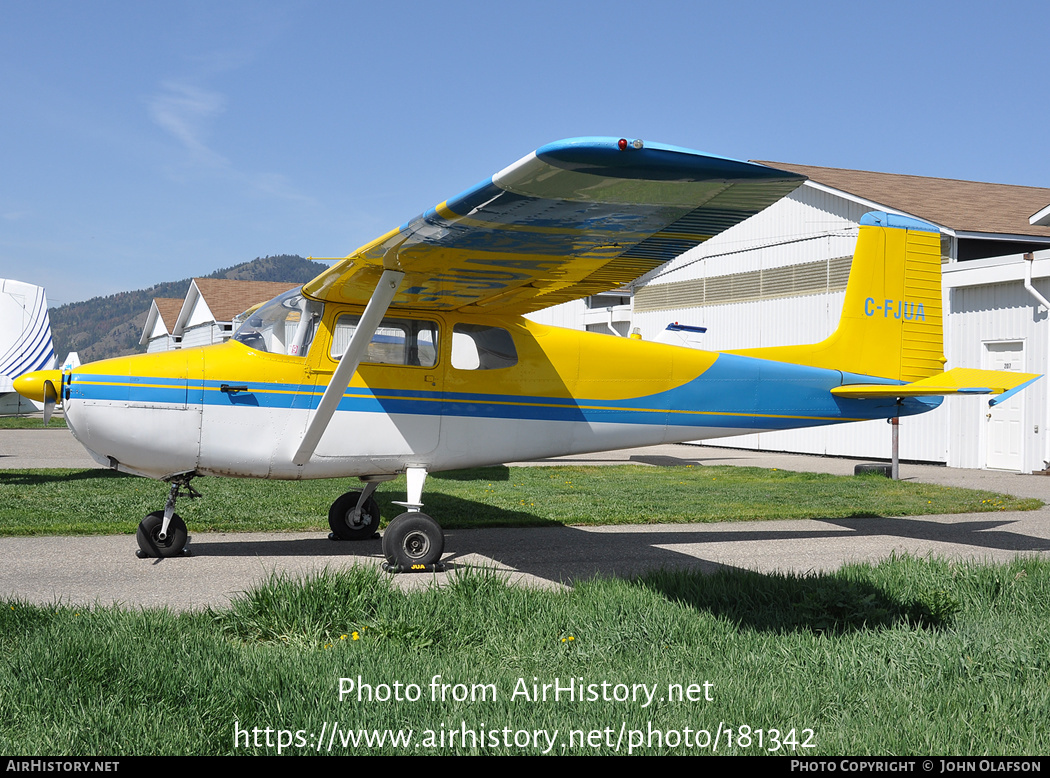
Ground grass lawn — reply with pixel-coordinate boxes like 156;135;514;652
0;415;66;429
1;465;1046;755
0;464;1040;535
2;556;1048;755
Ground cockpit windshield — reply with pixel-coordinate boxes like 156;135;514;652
232;287;323;357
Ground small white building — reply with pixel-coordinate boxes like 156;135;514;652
530;163;1050;472
140;298;184;353
140;279;298;352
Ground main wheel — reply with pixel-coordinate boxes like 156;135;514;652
136;511;188;558
328;491;381;540
382;512;444;569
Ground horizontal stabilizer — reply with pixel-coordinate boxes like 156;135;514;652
831;368;1041;405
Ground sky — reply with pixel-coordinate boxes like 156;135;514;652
2;0;1049;306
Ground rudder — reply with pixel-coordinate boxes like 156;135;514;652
728;211;945;382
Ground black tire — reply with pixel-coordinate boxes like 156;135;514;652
136;511;188;558
382;512;444;569
328;491;381;540
854;463;893;477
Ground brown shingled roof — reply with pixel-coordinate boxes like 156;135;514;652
192;279;300;322
152;298;184;331
754;161;1050;239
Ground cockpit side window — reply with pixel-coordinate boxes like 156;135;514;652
451;324;517;370
330;315;438;367
233;288;323;357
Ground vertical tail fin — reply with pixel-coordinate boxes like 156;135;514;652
831;212;944;381
729;211;945;381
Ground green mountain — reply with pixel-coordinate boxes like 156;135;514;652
50;255;327;363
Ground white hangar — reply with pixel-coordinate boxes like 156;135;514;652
529;162;1050;473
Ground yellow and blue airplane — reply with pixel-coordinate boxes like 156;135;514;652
14;137;1040;570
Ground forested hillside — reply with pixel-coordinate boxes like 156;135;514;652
49;255;326;363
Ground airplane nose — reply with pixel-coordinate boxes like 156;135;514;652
13;369;62;402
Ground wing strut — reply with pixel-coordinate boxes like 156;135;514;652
293;269;405;466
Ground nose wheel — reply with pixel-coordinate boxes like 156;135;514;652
136;511;188;558
136;475;198;558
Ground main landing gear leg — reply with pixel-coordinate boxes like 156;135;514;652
382;466;445;574
136;474;199;559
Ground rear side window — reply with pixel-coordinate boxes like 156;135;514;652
331;315;438;367
451;324;517;370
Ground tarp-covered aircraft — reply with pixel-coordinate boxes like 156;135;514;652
1;278;56;416
14;138;1040;569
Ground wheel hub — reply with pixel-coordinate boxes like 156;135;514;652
151;528;175;548
403;531;430;559
346;508;370;529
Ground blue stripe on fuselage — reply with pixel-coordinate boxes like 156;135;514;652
66;353;940;431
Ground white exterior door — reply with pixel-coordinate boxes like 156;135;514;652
984;341;1025;471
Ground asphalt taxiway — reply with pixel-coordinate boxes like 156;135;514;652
2;427;1048;609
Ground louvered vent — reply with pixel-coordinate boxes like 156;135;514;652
635;256;852;311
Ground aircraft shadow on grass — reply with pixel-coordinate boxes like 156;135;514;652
169;492;1048;633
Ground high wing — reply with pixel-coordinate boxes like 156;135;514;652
302;137;806;313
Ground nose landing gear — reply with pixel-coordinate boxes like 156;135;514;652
136;511;188;558
136;475;199;558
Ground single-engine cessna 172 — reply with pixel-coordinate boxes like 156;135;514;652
15;137;1040;569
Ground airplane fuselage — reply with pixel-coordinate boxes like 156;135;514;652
60;306;937;482
12;140;1032;566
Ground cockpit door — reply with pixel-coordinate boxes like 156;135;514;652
301;310;444;467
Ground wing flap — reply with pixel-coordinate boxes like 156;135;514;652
304;138;805;313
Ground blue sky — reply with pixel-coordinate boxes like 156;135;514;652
2;0;1048;305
